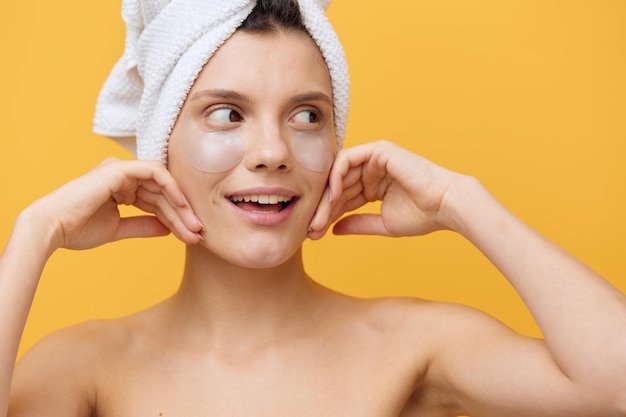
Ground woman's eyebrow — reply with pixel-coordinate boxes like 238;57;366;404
191;89;252;102
290;92;332;105
190;89;331;106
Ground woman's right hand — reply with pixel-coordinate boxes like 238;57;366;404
27;158;204;255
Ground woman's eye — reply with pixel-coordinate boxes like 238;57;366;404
292;110;319;124
207;108;242;124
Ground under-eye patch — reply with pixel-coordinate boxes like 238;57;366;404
292;128;335;172
177;112;336;173
178;112;245;173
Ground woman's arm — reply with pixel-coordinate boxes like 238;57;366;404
310;140;626;415
0;159;203;416
449;173;626;395
0;207;53;416
431;175;626;415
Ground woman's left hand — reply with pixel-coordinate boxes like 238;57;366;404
308;140;463;240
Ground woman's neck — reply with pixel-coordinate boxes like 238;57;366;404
165;243;326;352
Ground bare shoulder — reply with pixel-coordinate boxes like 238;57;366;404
348;296;529;416
326;296;457;411
19;317;138;368
348;296;505;342
348;296;520;373
357;296;529;374
365;298;597;416
9;318;135;417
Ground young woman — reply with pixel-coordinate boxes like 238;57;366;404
2;1;625;416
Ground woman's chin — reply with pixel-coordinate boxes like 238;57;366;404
197;238;303;270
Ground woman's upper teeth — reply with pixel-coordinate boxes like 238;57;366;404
231;194;292;204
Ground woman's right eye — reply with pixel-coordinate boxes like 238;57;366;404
206;108;243;124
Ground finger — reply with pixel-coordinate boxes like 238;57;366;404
332;213;392;236
309;191;371;241
139;178;182;202
131;197;191;240
327;176;367;218
340;164;365;190
113;216;171;241
119;195;201;244
102;159;189;208
339;179;366;205
308;185;333;232
309;171;369;239
132;197;158;216
138;193;202;244
310;142;393;239
328;159;361;203
129;161;190;208
153;205;203;244
136;186;203;233
328;143;383;202
139;178;204;232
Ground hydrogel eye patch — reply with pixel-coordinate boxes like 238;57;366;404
178;112;336;173
292;129;335;172
178;112;245;173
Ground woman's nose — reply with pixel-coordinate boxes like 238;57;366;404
243;121;292;172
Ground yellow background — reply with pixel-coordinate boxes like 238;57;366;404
1;1;624;359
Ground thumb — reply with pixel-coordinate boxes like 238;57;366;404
332;213;392;236
114;216;171;241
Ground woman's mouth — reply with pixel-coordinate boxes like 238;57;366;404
228;194;296;213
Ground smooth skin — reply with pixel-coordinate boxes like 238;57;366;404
2;30;626;417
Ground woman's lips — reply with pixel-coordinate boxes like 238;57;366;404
226;189;299;226
230;193;293;213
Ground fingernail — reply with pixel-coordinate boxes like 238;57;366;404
179;192;190;207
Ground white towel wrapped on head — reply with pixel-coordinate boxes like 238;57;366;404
93;0;349;163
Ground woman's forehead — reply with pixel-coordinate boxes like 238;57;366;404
190;30;332;98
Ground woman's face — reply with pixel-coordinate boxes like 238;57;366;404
168;29;335;268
